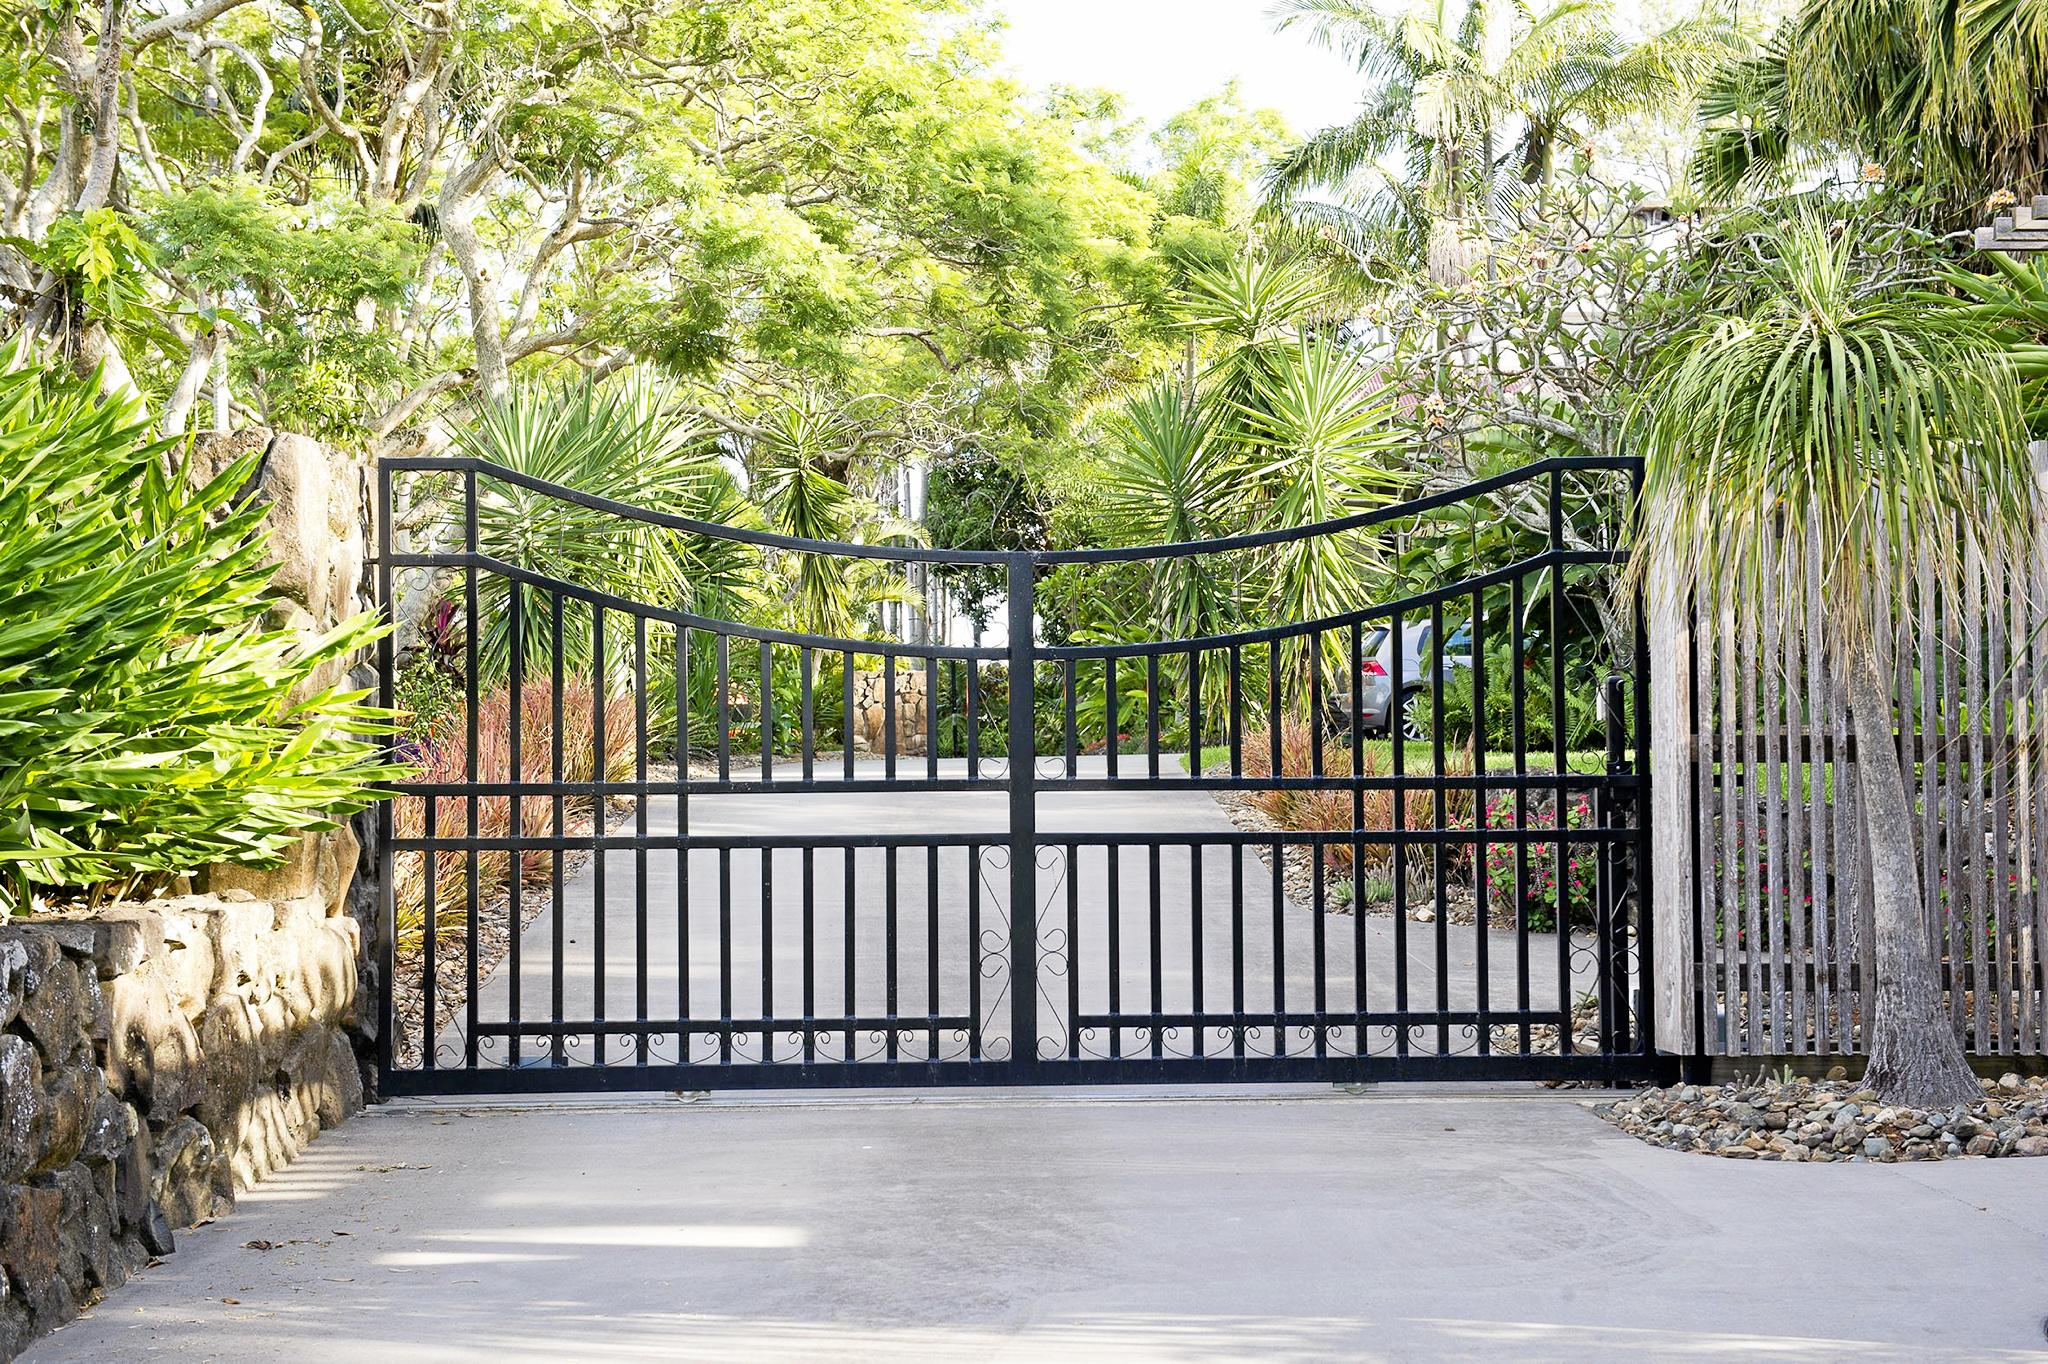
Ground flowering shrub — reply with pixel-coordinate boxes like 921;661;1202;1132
1483;791;1595;932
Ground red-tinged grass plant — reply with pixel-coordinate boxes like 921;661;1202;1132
1242;720;1475;882
392;678;635;941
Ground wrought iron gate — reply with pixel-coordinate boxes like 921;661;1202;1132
375;455;1664;1094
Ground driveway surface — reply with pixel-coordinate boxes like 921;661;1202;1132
31;1086;2048;1362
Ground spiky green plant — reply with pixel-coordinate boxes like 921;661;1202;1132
1629;212;2030;1106
1232;334;1405;638
743;394;922;639
0;349;393;912
447;376;759;684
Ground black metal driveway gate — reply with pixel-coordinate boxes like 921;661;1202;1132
375;455;1665;1094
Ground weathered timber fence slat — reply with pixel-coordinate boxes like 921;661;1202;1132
1651;446;2048;1058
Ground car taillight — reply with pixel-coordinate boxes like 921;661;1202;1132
1362;660;1387;677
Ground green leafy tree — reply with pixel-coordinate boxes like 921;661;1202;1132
1;0;1169;482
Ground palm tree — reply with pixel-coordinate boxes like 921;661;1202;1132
1693;0;2048;214
1268;0;1735;281
1630;213;2030;1107
1095;255;1405;710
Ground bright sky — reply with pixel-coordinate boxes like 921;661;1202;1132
993;0;1363;141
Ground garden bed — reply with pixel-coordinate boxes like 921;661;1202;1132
1600;1073;2048;1161
1202;728;1604;933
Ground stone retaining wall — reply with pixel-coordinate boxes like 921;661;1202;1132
0;892;363;1358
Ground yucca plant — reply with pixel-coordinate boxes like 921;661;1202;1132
446;376;760;686
743;394;922;639
0;349;393;912
1232;334;1406;651
1097;381;1237;647
1630;212;2031;1106
1093;263;1407;721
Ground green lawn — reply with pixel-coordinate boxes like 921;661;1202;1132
1184;740;1610;776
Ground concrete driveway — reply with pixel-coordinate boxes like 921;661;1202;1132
30;1086;2048;1362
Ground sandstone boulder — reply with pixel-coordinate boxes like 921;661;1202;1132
105;974;203;1122
149;1117;218;1227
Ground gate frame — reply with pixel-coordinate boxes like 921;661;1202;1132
373;455;1675;1095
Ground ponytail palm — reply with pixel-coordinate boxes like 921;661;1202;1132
1630;214;2030;1106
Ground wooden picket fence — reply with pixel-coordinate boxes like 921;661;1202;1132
1648;475;2048;1059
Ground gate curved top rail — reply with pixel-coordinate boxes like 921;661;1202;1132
380;453;1641;567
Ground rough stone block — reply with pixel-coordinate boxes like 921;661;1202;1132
113;1137;149;1231
205;832;323;905
209;903;274;996
194;993;261;1138
228;1090;303;1193
315;825;360;919
105;974;203;1122
0;1038;41;1183
252;993;293;1069
80;1089;130;1164
0;932;57;1000
0;1181;66;1329
155;909;220;1018
0;1297;31;1362
13;953;85;1066
24;921;97;958
139;1200;174;1257
32;1070;90;1174
0;939;27;1029
300;1030;364;1129
149;1117;218;1229
84;910;163;978
48;1161;118;1295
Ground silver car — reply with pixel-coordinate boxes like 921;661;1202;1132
1331;621;1473;740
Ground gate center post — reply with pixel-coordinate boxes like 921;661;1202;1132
1006;553;1039;1069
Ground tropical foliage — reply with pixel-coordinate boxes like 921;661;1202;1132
1693;0;2048;214
0;0;1173;467
0;352;391;912
1266;0;1736;280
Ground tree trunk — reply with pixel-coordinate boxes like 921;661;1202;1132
1841;640;1981;1108
158;329;217;438
1426;217;1473;284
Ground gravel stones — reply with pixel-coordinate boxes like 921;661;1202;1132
1601;1074;2048;1162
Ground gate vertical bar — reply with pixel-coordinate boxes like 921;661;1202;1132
374;461;396;1088
1632;449;1657;1061
1007;554;1039;1070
